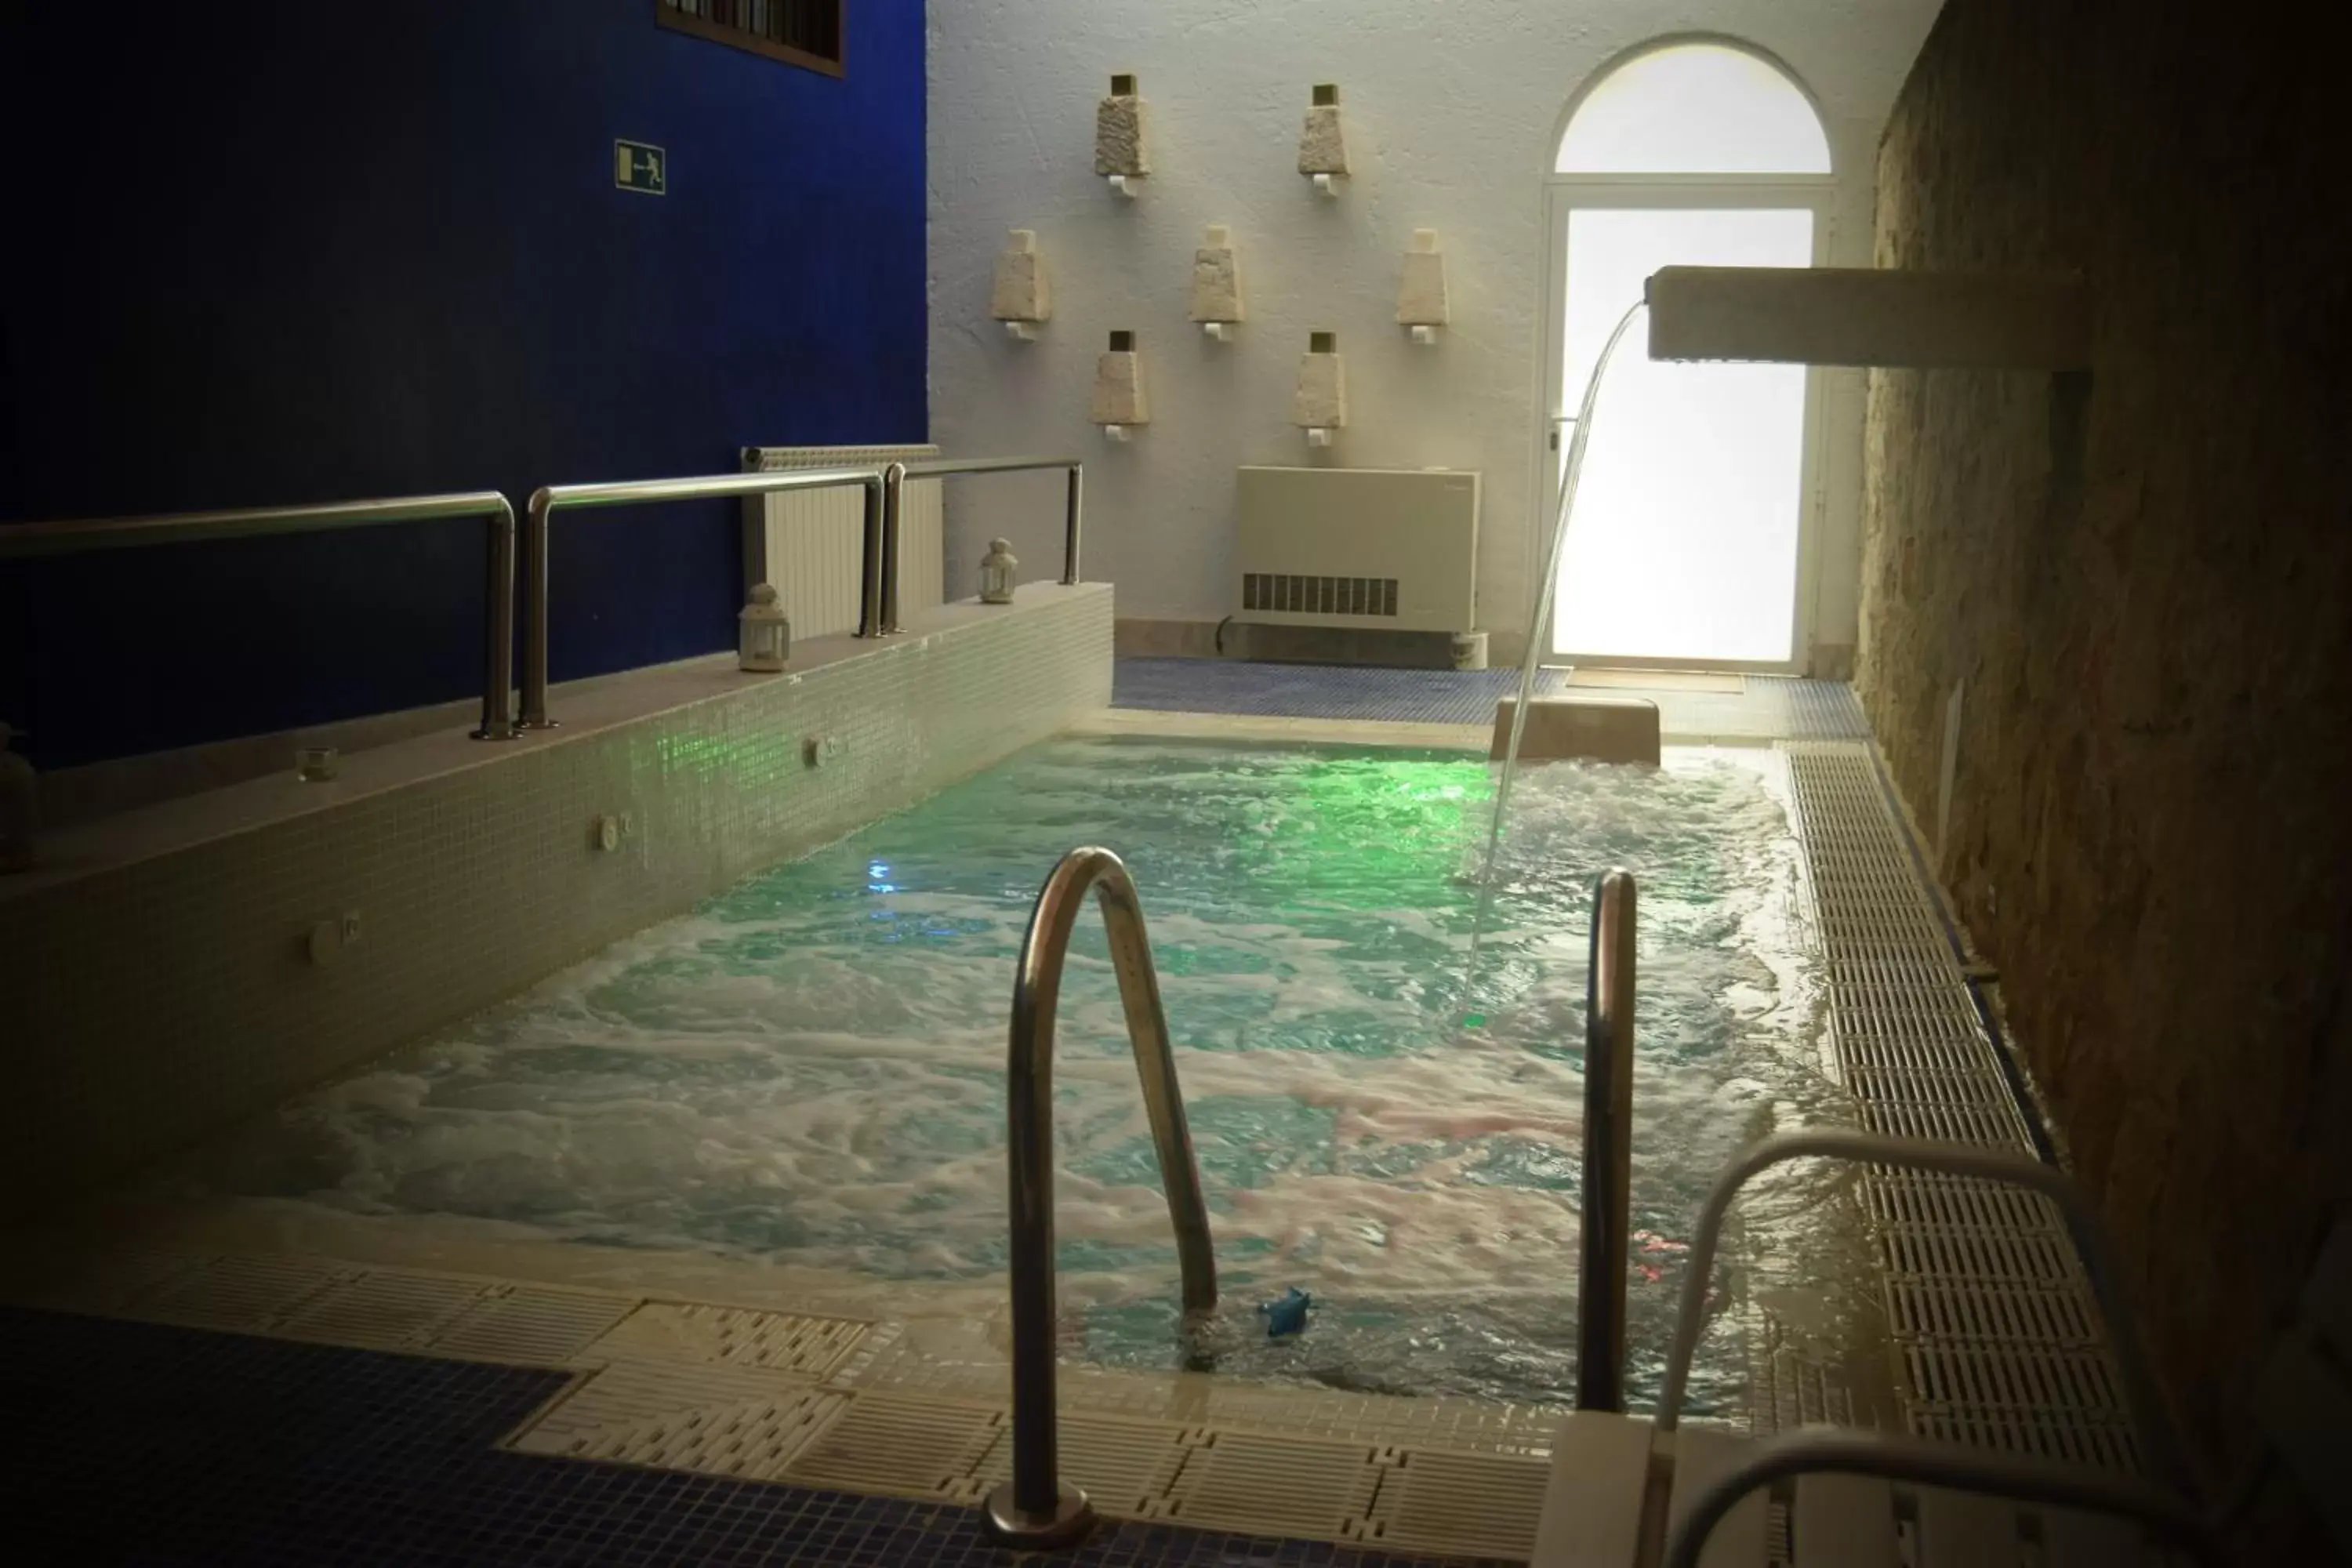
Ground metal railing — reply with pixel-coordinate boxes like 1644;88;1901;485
521;454;1087;731
518;466;884;729
1655;1131;2192;1494
0;492;521;741
1577;869;1637;1411
896;454;1084;586
1662;1427;2221;1568
986;846;1216;1550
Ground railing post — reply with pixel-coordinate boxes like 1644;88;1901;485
472;497;518;740
879;461;906;634
1062;463;1083;586
519;488;555;729
1577;869;1636;1411
986;846;1218;1551
856;473;887;638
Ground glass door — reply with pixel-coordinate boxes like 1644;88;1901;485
1538;184;1829;669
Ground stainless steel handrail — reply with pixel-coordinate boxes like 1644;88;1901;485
986;846;1217;1550
1577;869;1637;1411
518;466;886;729
894;454;1085;587
0;491;520;741
1661;1428;2222;1568
1655;1131;2191;1497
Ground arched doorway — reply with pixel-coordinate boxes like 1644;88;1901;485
1537;40;1834;670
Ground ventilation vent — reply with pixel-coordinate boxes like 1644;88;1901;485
1241;573;1398;616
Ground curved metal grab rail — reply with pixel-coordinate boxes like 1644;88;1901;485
520;465;887;729
985;846;1217;1549
1577;869;1637;1411
1;491;519;741
893;454;1085;587
1655;1131;2190;1497
1661;1428;2222;1568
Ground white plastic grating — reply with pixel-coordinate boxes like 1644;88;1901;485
129;1253;347;1332
1784;742;2140;1472
276;1269;490;1351
0;1249;208;1316
1355;1447;1550;1560
423;1283;637;1366
1162;1430;1383;1541
971;1413;1196;1517
510;1359;845;1479
589;1301;869;1380
779;1392;1004;1501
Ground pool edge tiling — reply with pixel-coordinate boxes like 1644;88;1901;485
0;1303;1514;1566
0;1253;1544;1565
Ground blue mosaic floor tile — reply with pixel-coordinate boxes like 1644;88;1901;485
1;1306;1515;1566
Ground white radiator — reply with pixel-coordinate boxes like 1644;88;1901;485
741;445;942;638
1235;465;1481;633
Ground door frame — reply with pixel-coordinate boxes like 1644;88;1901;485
1527;175;1837;674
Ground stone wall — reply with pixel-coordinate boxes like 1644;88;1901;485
1860;0;2350;1544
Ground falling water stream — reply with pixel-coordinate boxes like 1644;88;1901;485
1465;299;1650;997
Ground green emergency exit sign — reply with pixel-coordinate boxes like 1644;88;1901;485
615;140;666;194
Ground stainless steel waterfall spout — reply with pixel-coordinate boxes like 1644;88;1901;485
1577;869;1636;1411
986;846;1217;1550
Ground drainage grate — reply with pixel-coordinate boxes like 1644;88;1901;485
425;1282;637;1365
0;1249;208;1316
129;1253;346;1332
512;1359;845;1479
1785;742;2137;1471
1355;1448;1550;1560
971;1413;1195;1518
780;1392;1004;1501
1162;1430;1382;1541
591;1301;870;1380
278;1269;490;1351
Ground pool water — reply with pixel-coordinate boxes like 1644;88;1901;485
176;738;1852;1417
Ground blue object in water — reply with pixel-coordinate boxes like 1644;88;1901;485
1258;1287;1312;1338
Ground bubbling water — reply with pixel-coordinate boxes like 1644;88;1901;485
171;739;1835;1414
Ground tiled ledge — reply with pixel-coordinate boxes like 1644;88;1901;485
5;583;1107;905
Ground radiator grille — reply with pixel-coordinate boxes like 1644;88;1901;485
1240;573;1399;618
742;445;941;640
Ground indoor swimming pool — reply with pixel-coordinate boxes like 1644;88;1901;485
169;735;1863;1418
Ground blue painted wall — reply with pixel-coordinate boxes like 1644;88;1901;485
0;0;927;769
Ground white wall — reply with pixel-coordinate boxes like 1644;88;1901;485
927;0;1943;666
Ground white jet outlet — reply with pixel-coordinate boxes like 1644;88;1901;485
594;815;626;852
804;735;844;768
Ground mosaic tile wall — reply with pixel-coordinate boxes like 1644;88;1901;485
2;586;1113;1214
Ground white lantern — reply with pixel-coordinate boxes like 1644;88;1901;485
739;583;789;671
980;539;1018;604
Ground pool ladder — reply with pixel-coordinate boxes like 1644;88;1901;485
985;847;1218;1549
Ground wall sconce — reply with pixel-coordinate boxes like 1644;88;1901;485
1294;330;1346;446
1096;73;1148;198
990;229;1051;342
1190;223;1244;341
1299;84;1348;196
1397;228;1450;344
1093;329;1149;441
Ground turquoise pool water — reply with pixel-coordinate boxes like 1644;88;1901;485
181;738;1844;1415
